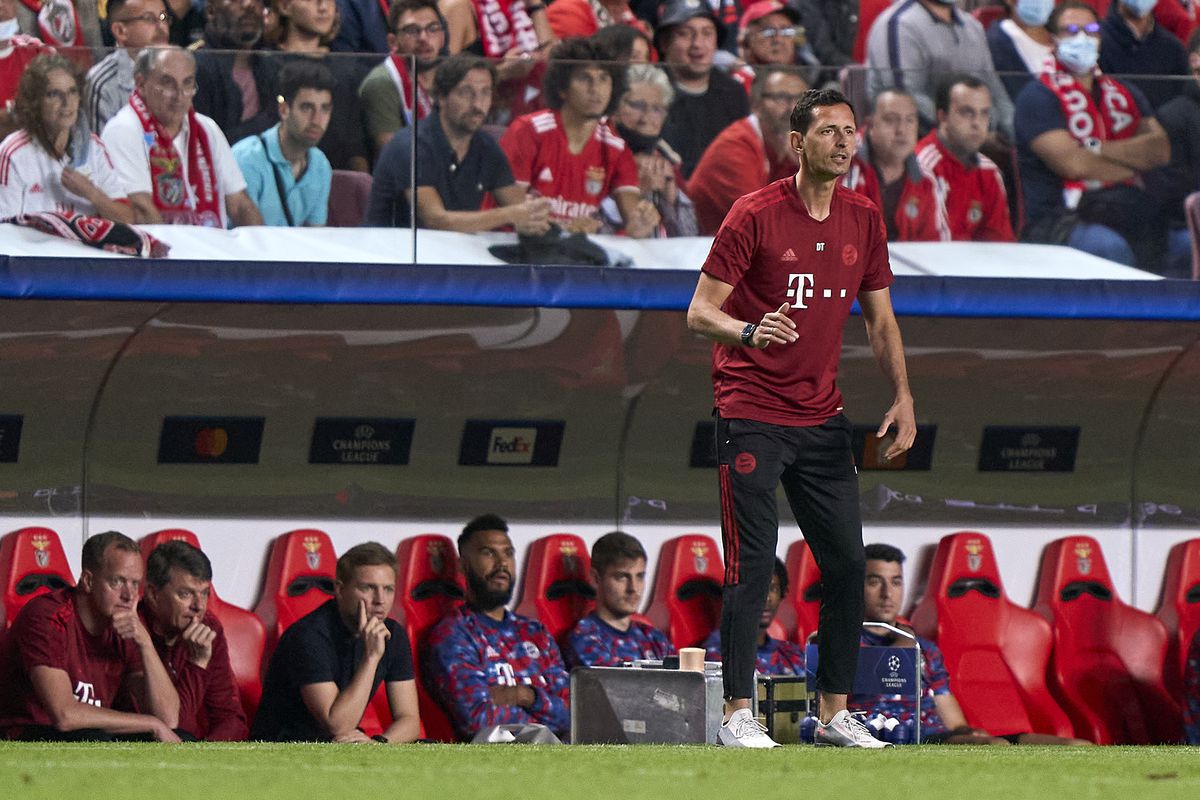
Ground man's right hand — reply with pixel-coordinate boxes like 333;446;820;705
332;729;375;744
180;618;217;669
512;197;550;235
357;599;390;662
749;303;798;348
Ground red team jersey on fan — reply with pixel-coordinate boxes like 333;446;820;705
500;110;639;227
915;132;1014;242
0;588;144;733
702;179;893;426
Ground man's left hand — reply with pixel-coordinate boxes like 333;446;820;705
877;396;916;461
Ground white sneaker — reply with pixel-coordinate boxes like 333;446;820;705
814;710;894;748
717;708;781;748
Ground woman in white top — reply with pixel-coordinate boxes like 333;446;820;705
0;53;132;222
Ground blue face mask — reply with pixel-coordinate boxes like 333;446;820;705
1057;32;1100;74
1015;0;1054;26
1121;0;1158;17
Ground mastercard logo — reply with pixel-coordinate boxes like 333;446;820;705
194;427;229;458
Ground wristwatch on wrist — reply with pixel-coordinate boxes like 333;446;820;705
372;734;389;743
1083;136;1102;154
740;322;758;347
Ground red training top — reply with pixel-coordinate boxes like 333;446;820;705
0;588;144;733
702;178;893;426
136;604;248;741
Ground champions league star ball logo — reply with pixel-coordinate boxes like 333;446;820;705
559;540;579;576
31;533;51;568
427;540;445;575
691;542;709;574
303;536;323;570
965;539;984;572
1074;541;1092;576
887;655;901;674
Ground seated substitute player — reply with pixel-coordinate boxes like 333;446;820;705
424;514;570;741
251;543;421;744
0;532;182;742
139;540;247;741
703;558;805;676
852;543;1089;745
563;531;673;669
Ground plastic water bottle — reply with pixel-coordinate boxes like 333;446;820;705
800;715;818;744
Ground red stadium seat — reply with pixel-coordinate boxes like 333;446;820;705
645;535;725;649
785;539;820;644
1033;536;1182;743
138;529;267;722
0;526;74;629
909;532;1074;738
515;533;595;644
971;3;1007;29
394;534;465;742
1155;538;1200;695
253;529;338;660
327;170;372;227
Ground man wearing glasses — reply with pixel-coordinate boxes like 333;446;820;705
730;0;823;95
86;0;169;133
1015;0;1170;268
689;66;808;234
359;0;445;158
102;45;263;226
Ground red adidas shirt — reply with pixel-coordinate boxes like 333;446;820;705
915;132;1014;242
0;37;51;108
702;178;893;426
500;110;639;227
0;588;144;732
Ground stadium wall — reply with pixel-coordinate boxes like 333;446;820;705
0;256;1198;614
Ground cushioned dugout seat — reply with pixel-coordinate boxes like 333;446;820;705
515;533;595;644
645;535;725;649
1155;538;1200;695
254;528;338;657
1033;536;1182;743
0;526;74;629
784;539;821;643
909;532;1074;737
394;534;465;742
139;529;267;721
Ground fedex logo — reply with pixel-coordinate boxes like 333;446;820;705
487;427;538;464
787;273;848;309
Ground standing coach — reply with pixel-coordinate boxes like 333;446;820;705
687;88;916;749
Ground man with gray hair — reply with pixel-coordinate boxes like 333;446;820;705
139;540;247;741
101;45;262;227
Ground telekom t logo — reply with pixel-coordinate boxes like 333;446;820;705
787;273;816;308
74;681;101;707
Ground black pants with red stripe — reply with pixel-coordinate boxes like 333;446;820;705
716;414;865;701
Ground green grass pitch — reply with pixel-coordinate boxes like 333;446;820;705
1;743;1198;800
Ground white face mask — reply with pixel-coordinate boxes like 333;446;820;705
1121;0;1158;17
1056;32;1100;74
0;18;20;41
1015;0;1054;27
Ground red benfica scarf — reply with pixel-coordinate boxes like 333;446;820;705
128;89;222;227
468;0;538;58
21;0;86;49
1038;55;1141;209
385;55;433;125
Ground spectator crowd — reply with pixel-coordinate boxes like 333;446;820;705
1;0;1199;275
